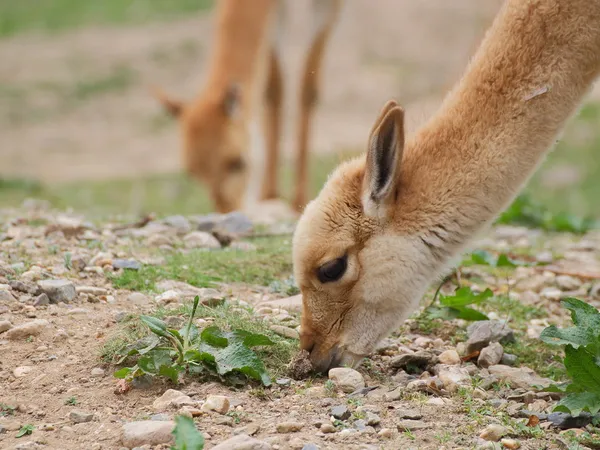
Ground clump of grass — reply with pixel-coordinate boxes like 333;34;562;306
111;236;293;292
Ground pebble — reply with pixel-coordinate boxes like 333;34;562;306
330;405;350;420
90;367;105;378
478;342;504;368
547;411;595;429
466;321;515;353
500;353;518;366
155;290;181;305
37;279;76;303
389;351;434;370
328;367;365;393
540;287;562;301
13;366;33;377
438;349;461;365
320;423;336;433
153;389;195;411
378;428;394;439
437;365;471;393
0;289;16;302
121;421;175;447
366;412;381;426
211;434;271;450
183;231;221;249
5;319;49;340
127;292;148;303
70;409;94;423
76;286;108;296
33;293;49;306
488;365;552;389
500;438;521;449
201;395;230;414
479;424;508;441
302;444;320;450
0;320;12;333
269;324;299;339
556;275;581;290
276;421;304;433
113;259;142;270
396;419;429;431
395;408;422;420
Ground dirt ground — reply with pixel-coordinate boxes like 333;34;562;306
0;0;509;184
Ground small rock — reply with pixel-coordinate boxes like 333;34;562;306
121;421;175;447
353;419;367;432
276;378;291;387
438;349;461;365
488;365;552;389
547;411;595;429
70;409;94;423
201;395;230;414
153;389;194;411
479;424;508;441
302;444;320;450
183;231;221;249
500;438;521;449
328;367;365;393
269;325;299;339
556;275;581;291
390;351;435;370
258;295;302;314
127;292;148;303
540;287;562;301
37;279;76;303
478;342;504;368
33;293;49;306
5;319;49;340
466;321;515;353
276;421;304;433
70;254;87;271
164;215;192;233
500;353;518;366
155;290;181;305
396;420;429;431
113;259;142;270
76;286;108;296
330;405;350;420
13;366;33;377
320;423;336;433
437;365;471;393
211;434;271;450
0;320;12;333
396;408;422;420
366;412;381;426
90;368;105;378
0;289;16;302
378;428;394;439
9;280;39;294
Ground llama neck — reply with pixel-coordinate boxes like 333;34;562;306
202;0;275;97
397;0;600;237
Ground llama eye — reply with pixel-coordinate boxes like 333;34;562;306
226;158;246;172
317;256;347;283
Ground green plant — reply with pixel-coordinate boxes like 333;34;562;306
424;287;492;321
114;296;275;386
64;252;72;270
64;396;77;406
468;250;529;268
16;424;34;438
0;403;15;416
171;415;204;450
540;298;600;416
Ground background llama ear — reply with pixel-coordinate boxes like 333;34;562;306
150;86;185;118
362;103;405;218
223;82;242;118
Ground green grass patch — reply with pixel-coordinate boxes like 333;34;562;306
0;0;214;38
111;236;293;292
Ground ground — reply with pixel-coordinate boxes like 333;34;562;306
2;2;600;450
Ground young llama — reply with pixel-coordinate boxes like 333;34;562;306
292;0;600;372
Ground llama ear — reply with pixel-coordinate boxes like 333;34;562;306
223;82;242;118
362;103;405;217
150;85;185;118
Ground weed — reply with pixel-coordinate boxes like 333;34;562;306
16;424;34;438
64;396;78;406
0;403;15;417
402;428;416;440
171;415;204;450
423;286;492;322
434;431;452;444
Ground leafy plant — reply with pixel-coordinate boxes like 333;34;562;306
64;396;78;406
268;275;300;296
16;424;34;438
540;298;600;416
114;296;275;386
425;287;492;321
0;403;15;417
171;415;204;450
469;250;528;268
497;194;597;234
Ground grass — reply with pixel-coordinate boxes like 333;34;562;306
0;0;214;38
102;299;298;378
111;235;293;292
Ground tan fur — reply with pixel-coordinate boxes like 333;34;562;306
293;0;600;372
152;0;341;213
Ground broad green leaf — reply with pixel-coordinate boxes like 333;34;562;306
116;334;161;364
562;298;600;329
180;324;199;344
201;326;229;348
114;367;134;379
169;328;184;345
440;287;493;308
159;365;182;384
539;325;595;348
543;383;569;393
554;392;600;416
563;345;600;395
496;254;517;267
171;415;205;450
211;341;272;386
16;424;34;438
471;250;496;266
453;306;489;321
229;330;275;348
141;315;171;339
138;355;159;374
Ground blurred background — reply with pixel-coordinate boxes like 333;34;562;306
0;0;598;222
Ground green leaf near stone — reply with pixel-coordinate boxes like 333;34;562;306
440;287;493;308
171;415;205;450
